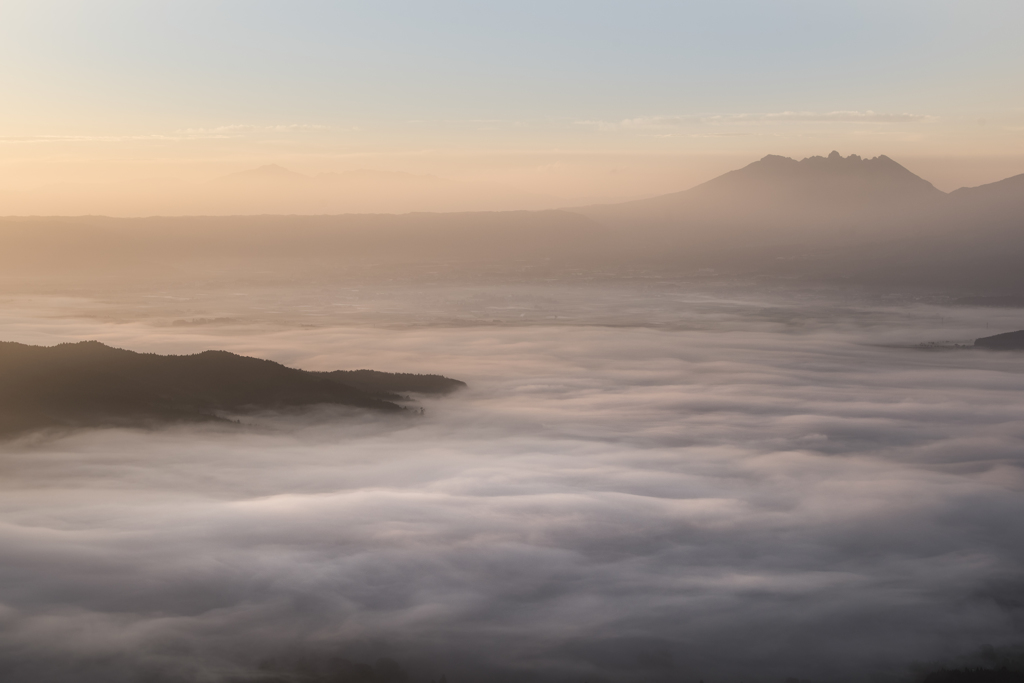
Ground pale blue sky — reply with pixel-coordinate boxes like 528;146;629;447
4;1;1022;125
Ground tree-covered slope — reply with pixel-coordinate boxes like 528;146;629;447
0;340;463;436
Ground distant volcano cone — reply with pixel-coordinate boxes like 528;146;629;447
572;152;944;250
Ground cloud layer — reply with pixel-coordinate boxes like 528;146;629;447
1;284;1023;682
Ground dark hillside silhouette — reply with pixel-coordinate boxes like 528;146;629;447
0;341;464;437
321;369;466;394
974;330;1024;350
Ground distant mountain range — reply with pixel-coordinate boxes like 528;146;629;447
568;151;1024;290
571;151;947;248
1;151;1022;294
572;151;1024;253
0;341;465;437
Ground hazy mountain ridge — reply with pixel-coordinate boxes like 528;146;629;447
949;172;1024;201
589;151;944;213
220;164;311;183
0;340;464;437
562;152;1024;290
1;151;1022;294
757;167;1024;292
944;173;1024;234
570;151;947;249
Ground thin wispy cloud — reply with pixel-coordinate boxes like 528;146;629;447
175;123;332;135
0;125;332;145
578;111;935;132
704;110;935;124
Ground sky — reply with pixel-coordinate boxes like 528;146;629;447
1;0;1023;212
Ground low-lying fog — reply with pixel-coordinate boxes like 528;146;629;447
1;281;1023;683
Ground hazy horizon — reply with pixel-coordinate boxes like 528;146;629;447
1;151;1022;218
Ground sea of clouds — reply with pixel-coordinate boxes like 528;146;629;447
1;283;1023;682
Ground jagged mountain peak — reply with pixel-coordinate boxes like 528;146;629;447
746;151;920;174
701;151;942;199
569;151;948;248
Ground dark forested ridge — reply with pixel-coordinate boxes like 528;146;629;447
0;340;464;437
320;369;466;394
974;330;1024;350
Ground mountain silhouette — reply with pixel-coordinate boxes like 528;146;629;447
0;341;465;437
949;172;1024;204
945;173;1024;235
773;170;1024;292
571;152;945;251
219;164;310;183
315;168;446;184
